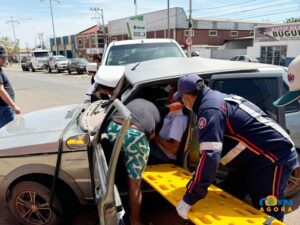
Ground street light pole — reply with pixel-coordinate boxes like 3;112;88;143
167;0;170;38
188;0;192;57
49;0;58;55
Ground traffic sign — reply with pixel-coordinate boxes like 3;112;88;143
186;36;193;46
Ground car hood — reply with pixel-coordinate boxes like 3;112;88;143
57;60;68;64
0;104;84;156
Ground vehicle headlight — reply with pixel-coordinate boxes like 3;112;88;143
66;134;90;149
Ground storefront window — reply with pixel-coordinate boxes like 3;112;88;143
260;46;287;66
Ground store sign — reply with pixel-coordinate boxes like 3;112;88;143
127;15;146;39
255;23;300;42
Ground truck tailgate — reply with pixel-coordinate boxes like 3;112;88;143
142;164;284;225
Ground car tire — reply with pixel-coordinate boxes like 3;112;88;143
8;181;62;225
284;152;300;198
31;66;35;72
48;66;52;73
56;66;60;73
68;69;71;75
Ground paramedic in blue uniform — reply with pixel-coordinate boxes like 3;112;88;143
174;74;299;221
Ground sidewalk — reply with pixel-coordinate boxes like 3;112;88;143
3;63;22;72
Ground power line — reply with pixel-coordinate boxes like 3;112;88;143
241;9;300;20
201;0;297;19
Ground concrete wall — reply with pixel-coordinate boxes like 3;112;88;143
211;49;247;60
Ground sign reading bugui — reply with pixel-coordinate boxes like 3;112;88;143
255;23;300;42
127;15;146;39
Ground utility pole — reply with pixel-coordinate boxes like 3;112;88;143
188;0;193;57
91;7;107;51
6;16;20;63
38;33;45;49
134;0;137;16
41;0;59;55
167;0;170;38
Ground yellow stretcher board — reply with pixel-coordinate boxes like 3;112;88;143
142;164;284;225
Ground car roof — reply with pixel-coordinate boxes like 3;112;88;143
111;38;176;46
124;57;285;85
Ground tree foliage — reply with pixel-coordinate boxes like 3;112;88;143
0;36;20;62
285;17;300;23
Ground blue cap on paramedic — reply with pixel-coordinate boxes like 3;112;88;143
173;74;203;99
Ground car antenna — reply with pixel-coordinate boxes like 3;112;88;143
131;62;141;71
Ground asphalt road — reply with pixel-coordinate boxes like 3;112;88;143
1;65;300;225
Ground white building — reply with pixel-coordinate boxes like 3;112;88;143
248;22;300;66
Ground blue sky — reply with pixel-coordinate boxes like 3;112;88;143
0;0;299;48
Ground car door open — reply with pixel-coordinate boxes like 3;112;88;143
89;99;131;225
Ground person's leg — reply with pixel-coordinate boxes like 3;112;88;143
0;106;15;128
123;128;150;225
148;141;175;165
247;164;292;221
128;177;143;225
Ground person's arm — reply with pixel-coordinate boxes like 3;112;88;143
176;109;225;219
154;135;180;155
0;84;21;114
155;115;188;155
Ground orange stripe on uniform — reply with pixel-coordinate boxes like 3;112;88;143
276;166;283;197
272;166;278;196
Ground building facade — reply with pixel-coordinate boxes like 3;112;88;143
75;25;107;61
248;22;300;66
108;7;268;49
50;35;76;58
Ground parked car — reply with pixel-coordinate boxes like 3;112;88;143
21;57;30;71
67;58;89;75
0;57;299;225
48;55;68;73
230;55;259;63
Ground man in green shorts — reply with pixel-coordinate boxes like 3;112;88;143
108;98;160;225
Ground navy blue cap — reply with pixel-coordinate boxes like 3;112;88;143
173;74;202;99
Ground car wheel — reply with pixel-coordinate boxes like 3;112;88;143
48;66;52;73
31;67;35;72
8;181;62;225
68;69;71;75
284;152;300;198
56;66;60;73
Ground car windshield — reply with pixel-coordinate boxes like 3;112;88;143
33;52;49;58
106;42;184;65
55;56;67;61
76;58;88;64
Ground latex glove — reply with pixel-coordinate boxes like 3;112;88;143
176;200;191;220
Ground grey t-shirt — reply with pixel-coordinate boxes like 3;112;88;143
0;68;15;106
115;98;160;136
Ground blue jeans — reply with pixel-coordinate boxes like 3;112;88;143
0;106;15;128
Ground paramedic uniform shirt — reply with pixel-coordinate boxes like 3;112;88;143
183;86;299;205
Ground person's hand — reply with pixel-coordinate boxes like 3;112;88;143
176;200;191;219
13;105;21;114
